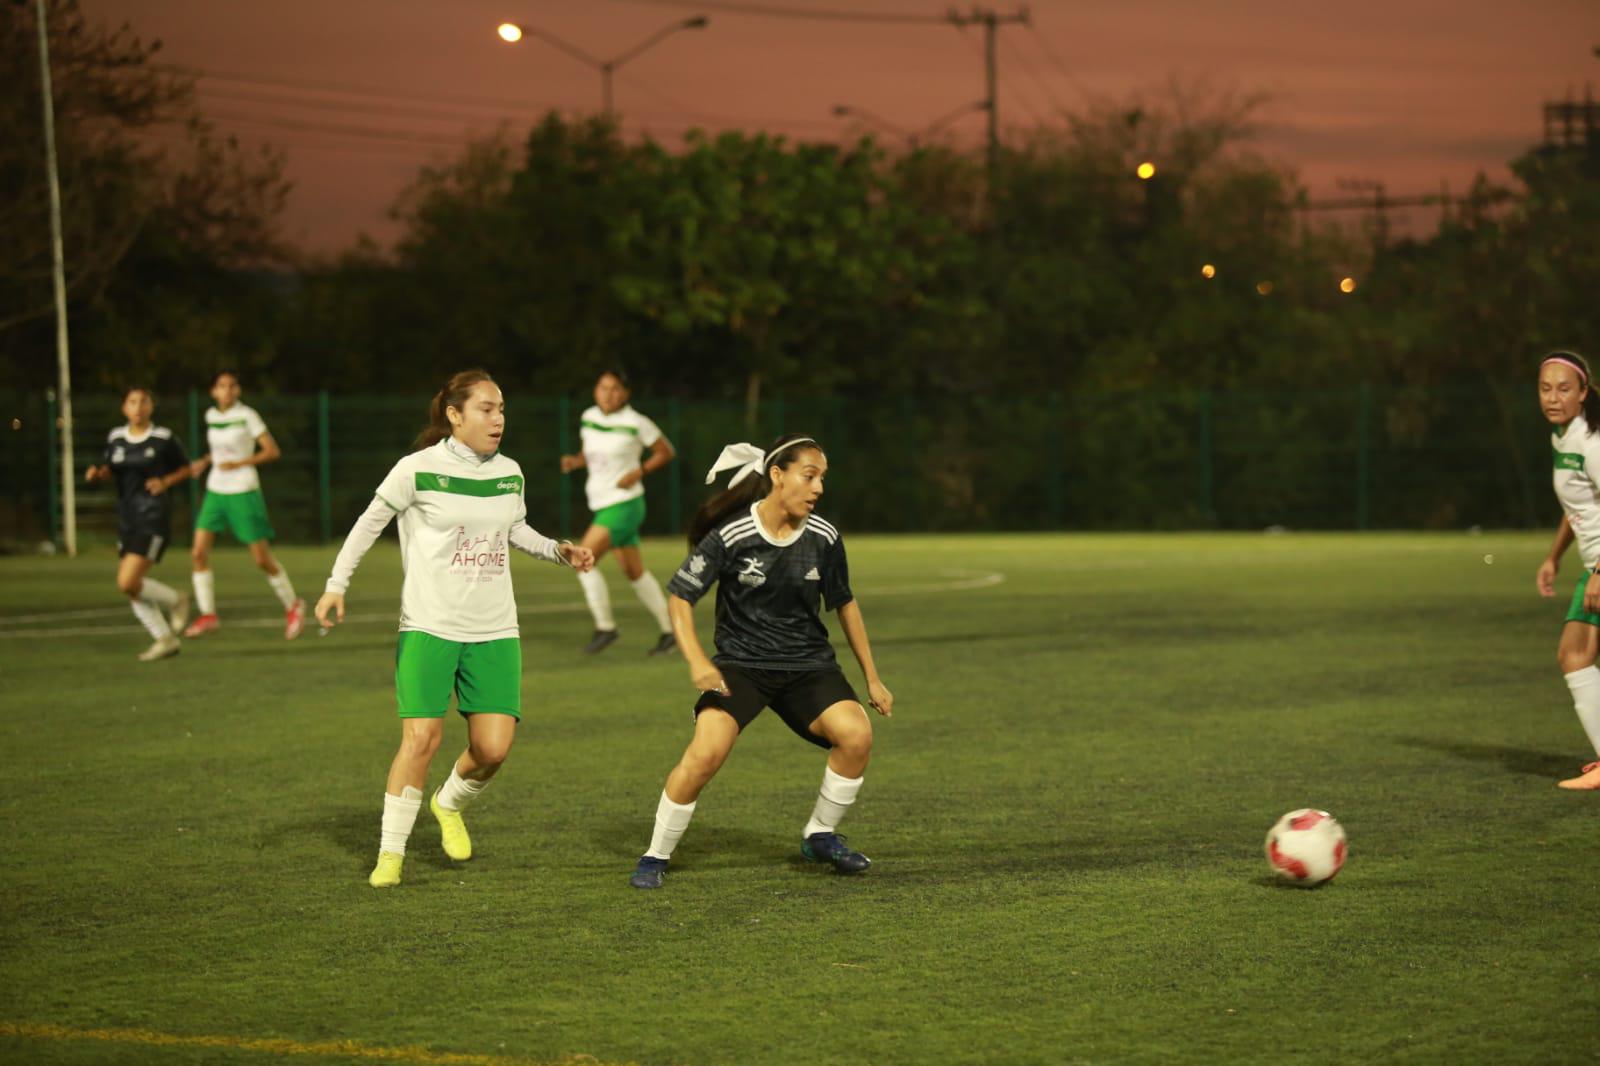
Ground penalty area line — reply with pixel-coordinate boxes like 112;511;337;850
0;1021;618;1066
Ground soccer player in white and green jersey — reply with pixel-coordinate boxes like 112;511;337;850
315;370;595;888
1536;350;1600;791
559;369;677;655
185;371;305;640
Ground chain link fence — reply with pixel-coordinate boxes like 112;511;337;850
0;383;1554;548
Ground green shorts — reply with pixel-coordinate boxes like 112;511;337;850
395;631;522;719
195;489;276;544
592;496;646;548
1566;572;1600;626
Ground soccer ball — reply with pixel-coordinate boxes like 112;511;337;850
1264;809;1347;887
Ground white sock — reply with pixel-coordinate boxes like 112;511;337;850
130;599;171;640
192;570;216;615
435;766;488;812
631;572;672;633
578;568;615;631
380;785;424;855
645;791;697;861
139;577;179;609
1564;667;1600;756
803;767;864;838
266;567;297;608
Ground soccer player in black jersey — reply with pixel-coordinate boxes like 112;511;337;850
84;387;194;661
629;434;893;889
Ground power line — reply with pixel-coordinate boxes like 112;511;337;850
999;30;1069;119
995;33;1054;125
602;0;949;24
195;85;548;125
1024;22;1095;104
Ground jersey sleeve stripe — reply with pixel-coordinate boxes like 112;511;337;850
809;516;839;538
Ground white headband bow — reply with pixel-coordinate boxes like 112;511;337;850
704;439;818;488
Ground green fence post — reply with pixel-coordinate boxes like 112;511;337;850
317;390;332;543
46;390;60;547
1048;391;1064;528
558;394;572;539
1356;382;1371;530
668;396;683;535
187;389;201;519
1197;390;1214;526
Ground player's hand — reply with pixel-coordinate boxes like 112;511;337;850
1582;571;1600;615
1537;557;1559;598
560;543;595;572
559;454;583;473
218;459;244;471
866;679;894;717
84;465;104;483
690;661;730;697
315;591;345;629
144;476;167;496
189;458;210;478
615;468;643;490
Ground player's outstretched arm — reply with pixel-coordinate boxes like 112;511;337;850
836;599;892;716
1538;515;1575;598
319;496;398;630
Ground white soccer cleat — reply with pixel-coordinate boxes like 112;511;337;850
137;634;181;662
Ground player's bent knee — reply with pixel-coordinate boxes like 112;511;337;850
116;574;142;597
680;745;728;782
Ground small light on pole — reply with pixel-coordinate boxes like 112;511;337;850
497;22;523;43
1201;263;1216;279
1256;281;1274;296
1339;276;1357;294
1136;161;1156;180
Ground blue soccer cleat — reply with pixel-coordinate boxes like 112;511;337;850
801;832;871;873
630;855;669;889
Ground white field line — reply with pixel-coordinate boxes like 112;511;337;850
0;570;1006;639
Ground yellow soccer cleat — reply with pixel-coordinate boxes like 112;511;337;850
430;792;472;861
368;850;404;888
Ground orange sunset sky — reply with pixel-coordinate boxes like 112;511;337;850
80;0;1599;252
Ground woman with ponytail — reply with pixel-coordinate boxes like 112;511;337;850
314;370;596;887
1535;350;1600;790
627;434;895;889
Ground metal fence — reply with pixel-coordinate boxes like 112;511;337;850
0;383;1554;547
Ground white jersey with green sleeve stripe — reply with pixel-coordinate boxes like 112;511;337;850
329;439;565;642
1553;414;1600;569
204;403;268;494
579;404;662;512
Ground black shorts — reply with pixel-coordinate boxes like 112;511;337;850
694;665;859;750
117;527;172;562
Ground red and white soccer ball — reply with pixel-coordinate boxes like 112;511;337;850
1264;809;1347;887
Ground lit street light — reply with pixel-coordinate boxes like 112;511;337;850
496;16;709;118
1136;161;1156;180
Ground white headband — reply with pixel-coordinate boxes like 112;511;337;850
704;438;818;487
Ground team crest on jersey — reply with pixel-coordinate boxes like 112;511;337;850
689;554;707;575
112;447;125;463
737;557;767;588
437;475;450;489
144;447;155;458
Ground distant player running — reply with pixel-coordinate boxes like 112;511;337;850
184;371;305;640
1535;349;1600;790
558;369;677;655
84;387;193;661
627;434;893;890
315;370;595;888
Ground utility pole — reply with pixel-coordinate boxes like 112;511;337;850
946;6;1030;190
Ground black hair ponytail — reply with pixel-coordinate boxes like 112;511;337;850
686;433;823;547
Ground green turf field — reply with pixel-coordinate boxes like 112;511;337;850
1;532;1596;1064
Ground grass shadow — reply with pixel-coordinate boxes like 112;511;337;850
1393;735;1575;778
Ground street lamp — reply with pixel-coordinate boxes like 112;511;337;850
496;16;709;118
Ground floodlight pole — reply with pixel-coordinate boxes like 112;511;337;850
35;0;75;556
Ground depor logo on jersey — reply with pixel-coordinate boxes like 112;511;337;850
737;558;767;588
